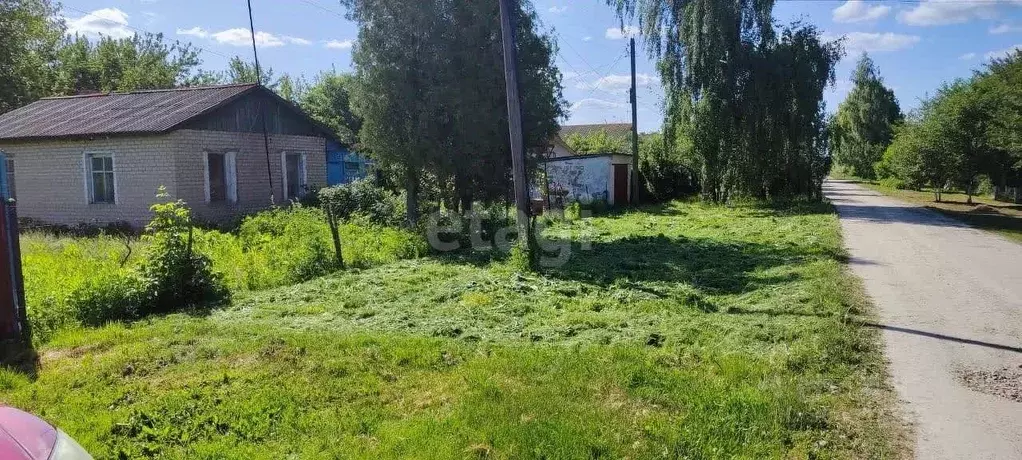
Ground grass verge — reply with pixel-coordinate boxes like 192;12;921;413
832;176;1022;243
2;200;905;458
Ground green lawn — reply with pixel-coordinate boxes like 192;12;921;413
0;201;904;459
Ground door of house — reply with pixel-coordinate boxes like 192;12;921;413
326;142;345;186
613;164;629;205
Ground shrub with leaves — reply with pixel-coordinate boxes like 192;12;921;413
137;188;229;314
318;178;405;226
238;206;338;286
67;271;147;327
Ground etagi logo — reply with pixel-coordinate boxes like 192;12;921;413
424;209;594;268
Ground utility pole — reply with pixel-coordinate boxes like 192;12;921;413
629;37;640;204
247;0;275;205
498;0;533;263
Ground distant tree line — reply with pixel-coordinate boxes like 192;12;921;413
833;50;1022;204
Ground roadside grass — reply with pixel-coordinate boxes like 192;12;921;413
830;175;1022;243
2;201;905;458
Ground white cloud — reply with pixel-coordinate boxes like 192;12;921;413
606;26;639;40
176;26;208;38
826;32;921;53
549;6;567;14
578;73;658;92
990;23;1022;34
832;0;892;23
985;44;1022;60
65;8;133;39
283;36;312;46
898;0;1003;26
325;39;354;50
582;36;593;42
570;98;629;111
212;28;285;47
960;52;977;60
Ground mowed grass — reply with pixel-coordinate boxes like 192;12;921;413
0;201;904;459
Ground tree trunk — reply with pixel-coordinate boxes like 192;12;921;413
325;206;345;269
405;169;420;227
966;178;974;205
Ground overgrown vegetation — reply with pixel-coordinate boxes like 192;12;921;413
565;129;628;154
20;193;425;343
2;200;902;458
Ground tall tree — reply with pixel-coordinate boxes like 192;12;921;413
607;0;840;201
830;53;902;179
0;0;63;113
924;82;993;203
50;33;203;95
342;0;564;224
975;50;1022;189
299;71;362;145
217;56;275;86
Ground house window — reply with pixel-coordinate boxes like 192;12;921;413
205;152;237;203
85;153;115;204
281;152;307;200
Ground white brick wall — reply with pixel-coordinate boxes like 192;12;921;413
0;130;327;227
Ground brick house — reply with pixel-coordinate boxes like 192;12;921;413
0;83;342;227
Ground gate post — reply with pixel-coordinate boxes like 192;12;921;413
0;152;27;345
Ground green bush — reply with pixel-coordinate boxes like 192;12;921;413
319;178;405;226
878;177;907;190
238;206;338;287
138;191;229;314
639;132;699;202
67;271;147;327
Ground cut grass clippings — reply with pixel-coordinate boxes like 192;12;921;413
1;200;905;459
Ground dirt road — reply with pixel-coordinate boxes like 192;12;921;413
825;179;1022;459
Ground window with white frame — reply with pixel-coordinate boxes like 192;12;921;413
281;152;307;200
84;152;115;204
205;151;238;203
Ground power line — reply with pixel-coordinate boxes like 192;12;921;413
297;0;348;20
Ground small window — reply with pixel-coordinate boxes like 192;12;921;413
282;152;307;200
205;152;237;203
85;153;115;204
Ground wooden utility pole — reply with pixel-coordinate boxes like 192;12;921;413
629;37;640;204
247;0;275;205
498;0;533;260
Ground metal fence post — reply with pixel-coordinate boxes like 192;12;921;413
0;152;26;344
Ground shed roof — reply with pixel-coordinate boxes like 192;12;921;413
0;83;333;142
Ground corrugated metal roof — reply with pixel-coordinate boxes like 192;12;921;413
0;84;259;141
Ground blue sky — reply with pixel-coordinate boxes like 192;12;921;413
61;0;1022;132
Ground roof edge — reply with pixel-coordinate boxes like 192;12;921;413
40;83;260;101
